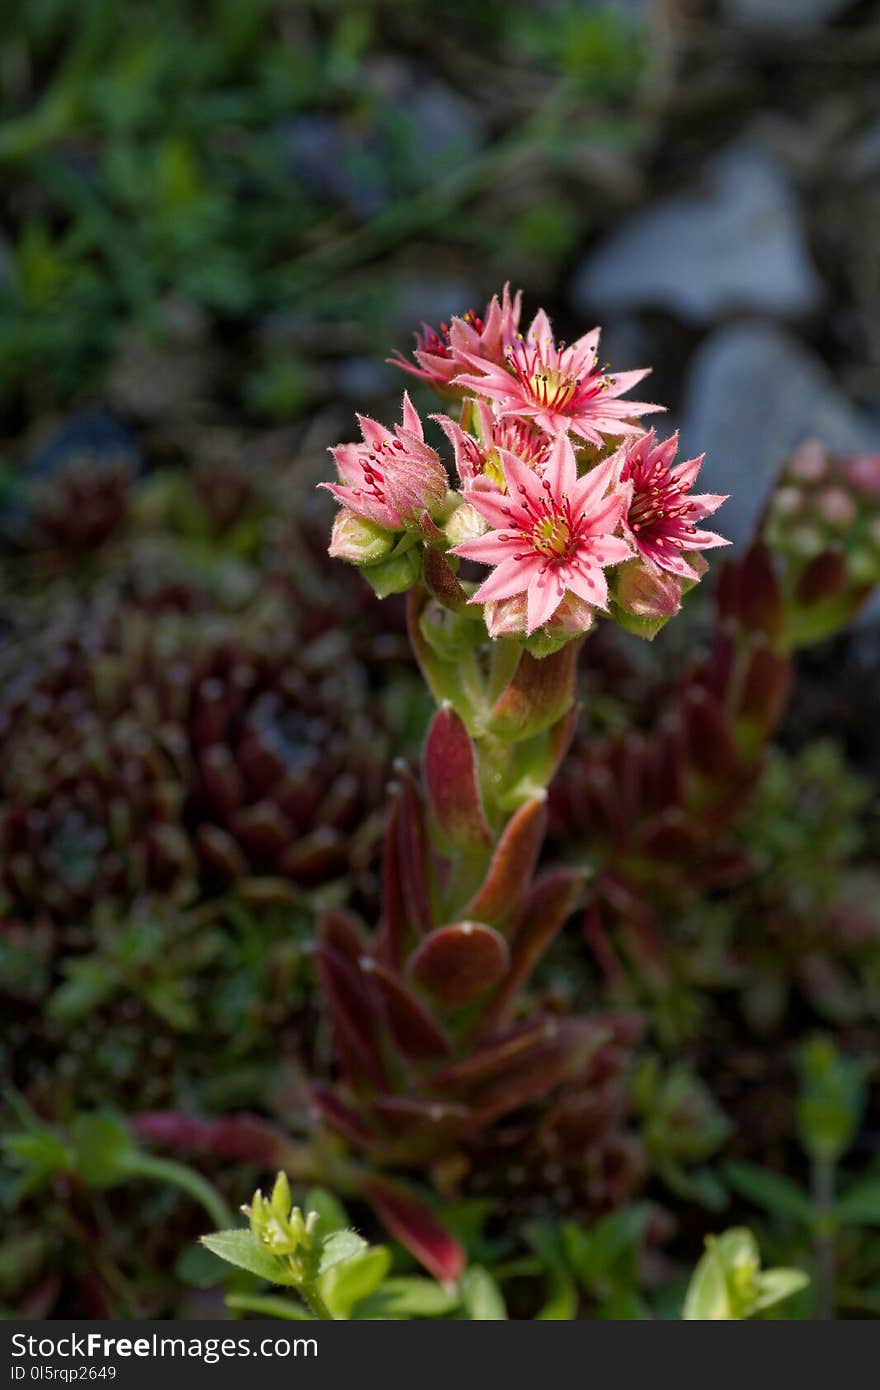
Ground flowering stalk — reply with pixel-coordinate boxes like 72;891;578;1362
139;289;730;1279
305;288;729;1265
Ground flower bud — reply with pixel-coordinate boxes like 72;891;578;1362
610;558;682;639
361;545;422;598
443;499;487;547
329;509;396;565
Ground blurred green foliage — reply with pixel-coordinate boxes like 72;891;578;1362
0;0;647;421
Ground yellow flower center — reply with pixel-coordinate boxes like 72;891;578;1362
527;368;578;410
533;514;571;558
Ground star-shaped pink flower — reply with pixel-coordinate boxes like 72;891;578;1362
452;432;633;635
616;430;729;579
388;284;522;392
452;308;662;445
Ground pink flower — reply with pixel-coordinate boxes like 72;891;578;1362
451;432;632;635
616;430;729;579
452;308;662;444
322;393;448;531
388;284;522;391
434;400;555;490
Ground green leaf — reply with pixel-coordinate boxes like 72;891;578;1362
352;1278;459;1320
524;1222;578;1320
724;1162;814;1226
751;1268;809;1314
317;1229;367;1274
682;1237;738;1320
460;1266;507;1320
835;1172;880;1226
563;1204;653;1291
322;1246;391;1319
226;1292;313;1320
200;1230;296;1285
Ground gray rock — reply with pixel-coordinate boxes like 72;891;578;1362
681;321;880;549
721;0;855;34
571;140;823;325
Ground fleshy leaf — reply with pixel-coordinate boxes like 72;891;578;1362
422;706;491;853
484;869;582;1027
407;922;509;1006
361;1176;465;1282
464;796;547;927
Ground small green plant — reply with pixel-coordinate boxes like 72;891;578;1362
201;1173;491;1321
2;1098;232;1232
724;1037;878;1318
682;1228;808;1321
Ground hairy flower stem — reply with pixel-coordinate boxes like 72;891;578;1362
812;1157;836;1321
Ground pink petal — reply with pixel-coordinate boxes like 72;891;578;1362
527;308;554;350
472;557;534;604
544;431;577;499
466;485;519;530
502;451;545;506
588;535;633;567
643;545;698;579
565;563;608;610
583;490;627;535
681;528;731;551
401;391;424;440
572;455;617;513
322;482;397;530
605;367;652;395
687;492;728;520
453;531;518;564
356;413;389;450
564;327;601;376
526;570;564;633
670;453;705;490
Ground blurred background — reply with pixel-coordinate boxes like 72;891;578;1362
1;0;880;1319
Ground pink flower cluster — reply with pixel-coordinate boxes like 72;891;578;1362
323;286;729;640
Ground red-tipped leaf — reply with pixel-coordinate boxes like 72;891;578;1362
422;705;491;854
361;1175;465;1282
464;795;547;927
407;921;509;1006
